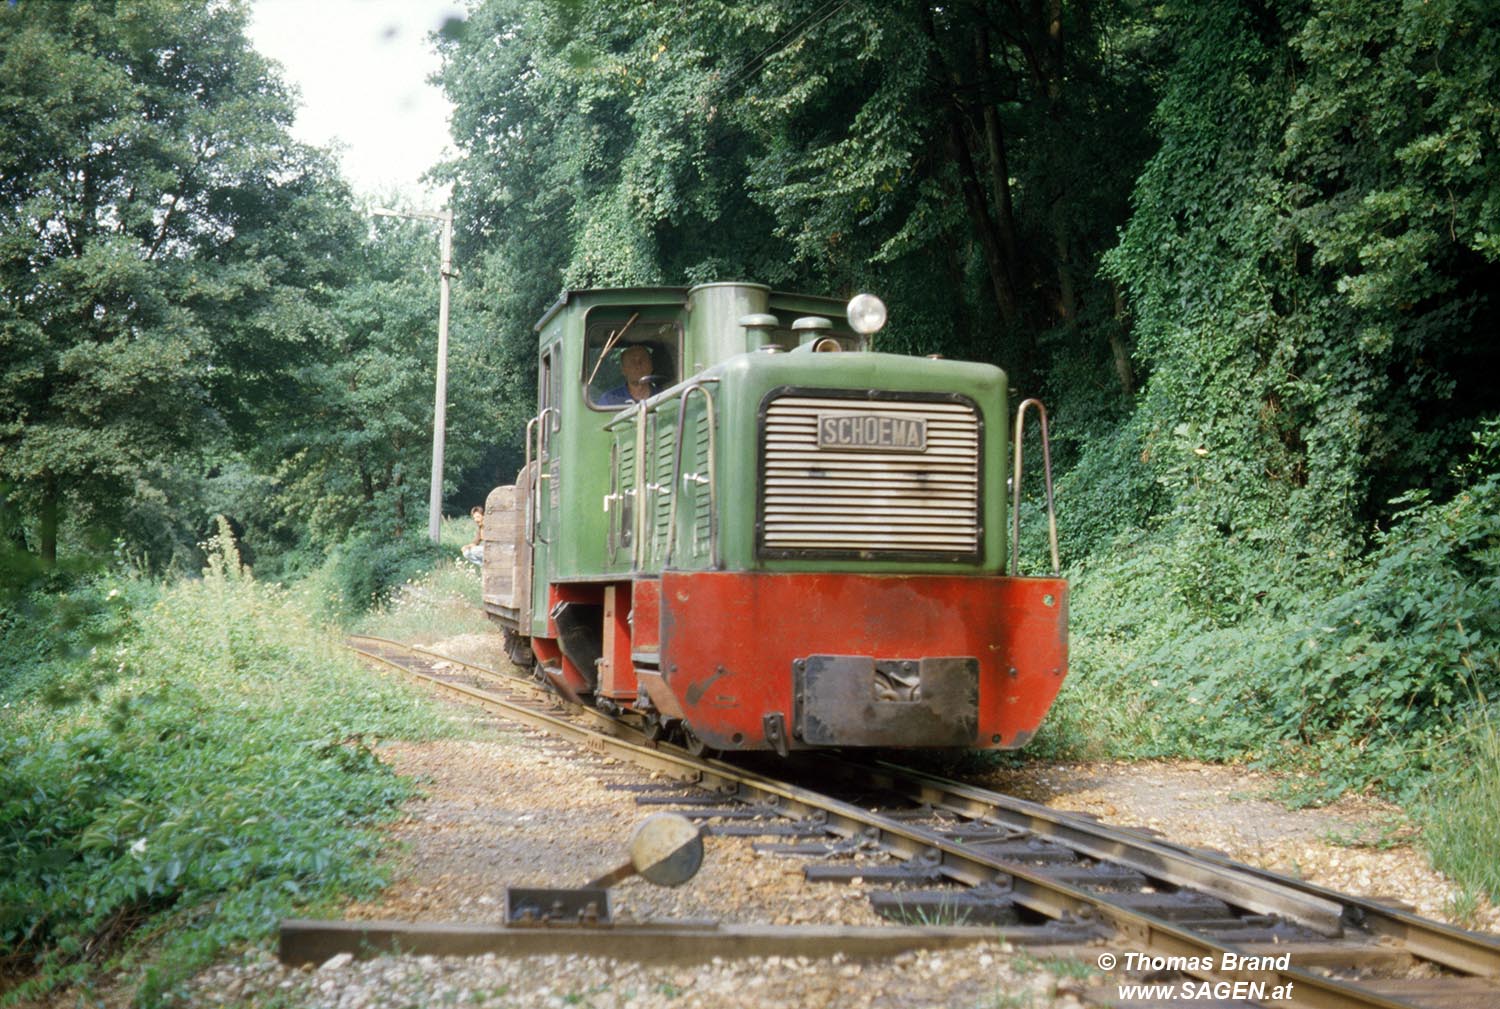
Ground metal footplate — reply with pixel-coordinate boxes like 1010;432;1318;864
793;655;979;747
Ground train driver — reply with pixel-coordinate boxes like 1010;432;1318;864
597;344;661;405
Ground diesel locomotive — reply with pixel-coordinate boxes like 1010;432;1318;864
480;282;1067;754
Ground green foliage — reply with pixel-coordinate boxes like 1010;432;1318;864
1040;0;1500;825
1422;703;1500;910
0;525;450;1003
1054;454;1500;800
254;209;513;557
1282;0;1500;514
0;575;151;701
1274;481;1498;774
436;0;1159;397
302;531;447;622
1099;0;1500;583
0;0;360;566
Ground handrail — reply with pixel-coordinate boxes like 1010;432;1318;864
528;407;557;546
1010;398;1060;577
664;383;719;570
522;414;539;546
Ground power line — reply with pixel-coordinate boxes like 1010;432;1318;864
711;0;856;100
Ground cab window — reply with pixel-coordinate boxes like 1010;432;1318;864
583;313;680;410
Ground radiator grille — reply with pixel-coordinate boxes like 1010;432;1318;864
689;406;711;558
760;395;982;557
648;412;674;568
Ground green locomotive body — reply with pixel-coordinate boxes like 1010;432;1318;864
482;282;1068;753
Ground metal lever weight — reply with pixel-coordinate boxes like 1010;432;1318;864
586;813;705;889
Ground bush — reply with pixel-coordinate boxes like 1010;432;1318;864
1052;468;1500;801
1267;475;1499;796
313;530;447;620
0;574;153;701
0;524;453;1004
352;555;491;645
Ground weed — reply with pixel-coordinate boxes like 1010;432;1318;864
0;524;460;1005
1444;888;1483;927
297;529;447;623
1421;700;1500;907
885;902;974;927
351;557;490;644
1037;956;1096;980
1321;816;1412;851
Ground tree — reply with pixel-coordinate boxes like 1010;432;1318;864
1088;0;1500;615
435;0;1162;394
263;213;502;547
0;0;354;565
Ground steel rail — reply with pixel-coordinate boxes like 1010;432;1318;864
1134;818;1500;979
346;637;1475;1008
846;761;1345;932
279;919;1052;968
851;759;1500;980
392;637;1500;992
347;636;697;781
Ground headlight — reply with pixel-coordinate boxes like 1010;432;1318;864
846;293;887;335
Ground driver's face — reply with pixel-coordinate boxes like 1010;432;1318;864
621;346;653;383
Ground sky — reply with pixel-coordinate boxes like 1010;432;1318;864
246;0;466;202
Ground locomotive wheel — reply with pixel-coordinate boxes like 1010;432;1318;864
640;712;665;742
680;724;716;759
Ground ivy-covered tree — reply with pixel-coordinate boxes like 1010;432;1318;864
1090;0;1500;614
0;0;356;565
435;0;1161;398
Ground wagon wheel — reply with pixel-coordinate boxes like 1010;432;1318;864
502;629;535;669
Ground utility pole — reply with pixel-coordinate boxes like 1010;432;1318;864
372;206;455;545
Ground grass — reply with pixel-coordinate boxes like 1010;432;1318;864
350;554;491;645
1320;816;1412;851
1420;702;1500;923
0;524;467;1006
330;515;492;644
979;995;1041;1009
1009;950;1095;980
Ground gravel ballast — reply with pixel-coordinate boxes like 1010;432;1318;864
184;632;1495;1007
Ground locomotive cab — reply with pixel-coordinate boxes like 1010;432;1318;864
481;282;1067;754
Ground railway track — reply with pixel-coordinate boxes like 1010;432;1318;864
335;635;1500;1009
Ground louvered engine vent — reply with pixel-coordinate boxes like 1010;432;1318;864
760;395;982;558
